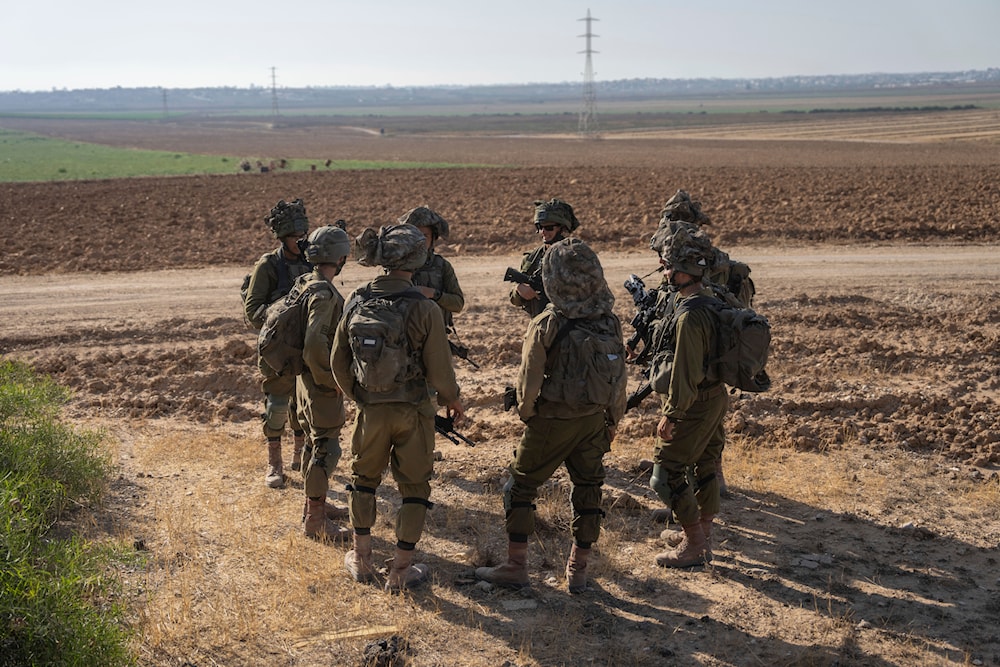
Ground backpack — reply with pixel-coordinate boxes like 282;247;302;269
257;280;332;376
682;296;771;393
346;286;428;404
539;314;627;410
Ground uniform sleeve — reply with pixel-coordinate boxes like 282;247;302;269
516;312;556;421
244;255;275;330
412;301;460;404
607;316;628;426
330;296;357;401
435;259;465;314
663;309;712;421
302;290;341;389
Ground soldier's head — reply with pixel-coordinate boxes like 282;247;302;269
355;223;427;273
660;225;714;291
398;206;449;249
265;198;310;257
533;198;579;245
304;225;351;274
659;189;710;226
542;238;614;319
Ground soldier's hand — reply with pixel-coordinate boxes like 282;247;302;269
656;416;674;442
446;399;465;424
625;343;639;362
606;423;617;443
516;283;538;300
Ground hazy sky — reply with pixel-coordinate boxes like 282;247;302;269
4;0;998;92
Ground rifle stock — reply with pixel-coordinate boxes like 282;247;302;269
434;414;476;447
503;267;544;294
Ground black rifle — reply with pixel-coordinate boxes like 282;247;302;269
502;385;517;412
623;273;660;367
434;414;476;447
448;337;480;369
625;380;653;413
503;267;544;295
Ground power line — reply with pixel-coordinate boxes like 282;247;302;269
578;9;599;136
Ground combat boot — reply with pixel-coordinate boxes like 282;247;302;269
565;543;591;594
290;434;306;472
303;498;351;542
664;514;716;554
344;533;375;583
385;547;429;592
475;540;530;589
655;522;711;568
265;438;285;489
325;502;350;520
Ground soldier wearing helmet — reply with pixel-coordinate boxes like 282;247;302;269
509;198;580;318
399;206;465;330
293;224;354;542
244;199;313;489
644;224;729;569
331;222;465;592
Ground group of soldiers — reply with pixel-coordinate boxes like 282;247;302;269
243;191;746;593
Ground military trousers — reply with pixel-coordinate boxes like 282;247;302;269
652;385;728;526
505;411;610;545
346;400;435;545
258;355;302;438
296;371;346;498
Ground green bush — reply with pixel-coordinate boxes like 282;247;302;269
0;359;132;667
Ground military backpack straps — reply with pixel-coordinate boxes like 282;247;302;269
539;313;627;410
257;279;333;377
345;284;428;404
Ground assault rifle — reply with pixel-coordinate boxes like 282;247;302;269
625;379;653;413
503;267;544;295
623;273;661;367
434;414;476;447
502;385;517;412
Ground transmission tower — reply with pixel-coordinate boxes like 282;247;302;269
270;66;280;120
578;9;599;135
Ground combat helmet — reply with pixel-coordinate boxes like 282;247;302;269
533;198;580;233
542;238;615;319
659;189;710;226
265;199;310;239
398;206;449;241
354;223;427;271
661;224;714;278
303;225;351;265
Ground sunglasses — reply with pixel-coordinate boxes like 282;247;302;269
536;224;559;232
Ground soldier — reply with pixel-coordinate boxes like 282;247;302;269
293;225;353;541
243;199;313;489
509;198;579;318
402;206;465;330
477;238;627;593
331;223;465;592
645;225;728;568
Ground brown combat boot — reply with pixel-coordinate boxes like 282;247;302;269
385;547;429;592
664;514;716;556
325;502;350;520
565;543;591;594
344;533;376;583
475;540;530;589
290;434;306;472
265;439;285;489
655;521;711;568
303;498;350;542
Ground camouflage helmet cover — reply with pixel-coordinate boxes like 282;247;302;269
354;223;428;271
659;224;715;278
397;206;449;240
304;225;351;265
265;198;310;239
533;198;580;232
541;238;615;319
659;190;710;226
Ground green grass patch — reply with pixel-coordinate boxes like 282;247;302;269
1;359;134;667
0;128;485;182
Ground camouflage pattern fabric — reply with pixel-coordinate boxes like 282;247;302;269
541;238;614;319
354;223;428;271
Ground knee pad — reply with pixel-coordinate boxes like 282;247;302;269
650;464;673;506
263;393;290;433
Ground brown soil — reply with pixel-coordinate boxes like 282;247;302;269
1;117;998;667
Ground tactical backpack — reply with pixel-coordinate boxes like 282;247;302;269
539;314;627;410
257;280;332;376
346;286;427;404
649;295;771;395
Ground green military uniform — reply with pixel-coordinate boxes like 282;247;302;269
508;244;548;318
331;274;460;545
507;306;626;544
651;287;728;525
245;247;312;438
411;251;464;329
291;268;346;499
